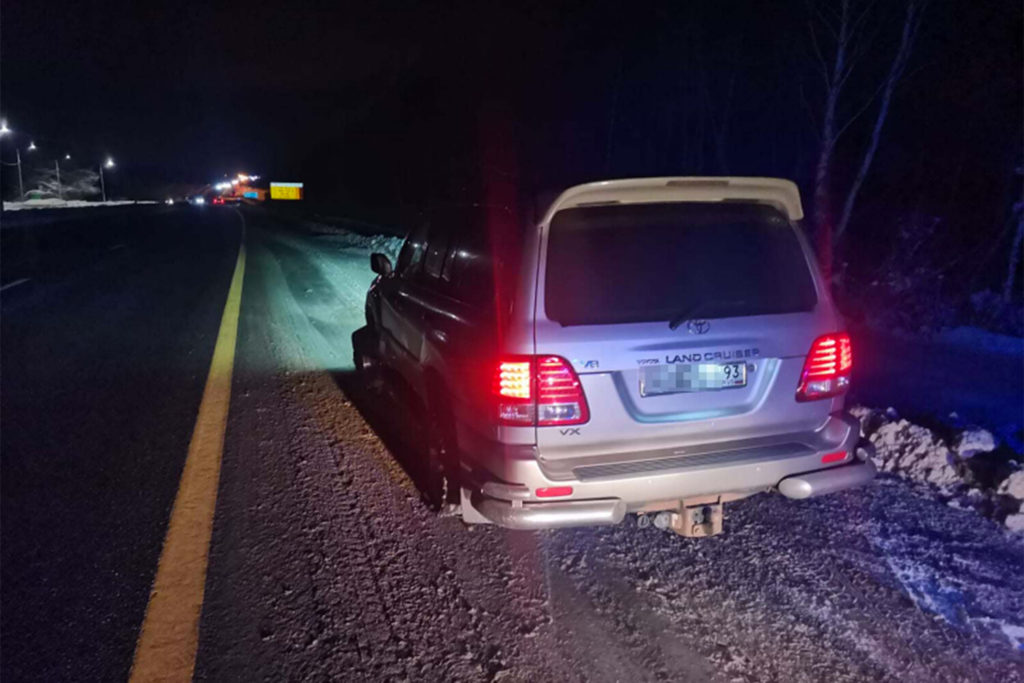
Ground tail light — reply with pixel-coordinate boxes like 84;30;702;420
494;355;590;426
796;333;852;401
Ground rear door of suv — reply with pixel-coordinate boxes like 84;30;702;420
533;200;841;465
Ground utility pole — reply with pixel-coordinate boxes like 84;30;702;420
55;160;63;200
99;158;114;202
15;148;24;199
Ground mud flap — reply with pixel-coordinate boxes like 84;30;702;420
459;487;493;525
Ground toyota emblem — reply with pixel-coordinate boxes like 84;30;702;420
687;319;710;335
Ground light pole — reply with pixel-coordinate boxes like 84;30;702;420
15;148;24;199
0;120;27;201
0;119;9;201
99;157;114;202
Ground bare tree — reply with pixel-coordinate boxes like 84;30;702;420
806;0;924;276
835;0;925;241
31;167;100;200
807;0;873;275
1004;165;1024;302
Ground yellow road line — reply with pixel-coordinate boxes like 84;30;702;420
129;243;246;683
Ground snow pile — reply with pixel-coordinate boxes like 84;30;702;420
2;199;156;211
851;406;1024;533
874;420;958;487
997;472;1024;532
325;232;404;260
852;406;960;489
954;428;998;459
998;470;1024;499
292;218;405;261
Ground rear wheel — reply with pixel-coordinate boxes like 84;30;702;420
423;394;461;512
352;326;382;391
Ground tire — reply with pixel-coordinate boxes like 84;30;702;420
423;393;461;512
352;326;380;387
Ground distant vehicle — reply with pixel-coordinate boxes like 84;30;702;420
189;196;205;205
353;177;875;535
211;196;225;205
165;198;174;205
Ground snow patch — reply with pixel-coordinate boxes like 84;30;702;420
322;232;404;261
936;326;1024;356
997;470;1024;501
872;524;1024;653
2;199;156;211
954;428;997;459
1005;513;1024;533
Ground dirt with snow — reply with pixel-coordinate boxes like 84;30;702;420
851;406;1024;533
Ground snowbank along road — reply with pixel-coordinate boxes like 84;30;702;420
2;206;1022;682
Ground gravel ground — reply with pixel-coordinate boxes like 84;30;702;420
194;214;1024;682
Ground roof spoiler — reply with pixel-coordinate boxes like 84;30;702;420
542;177;804;223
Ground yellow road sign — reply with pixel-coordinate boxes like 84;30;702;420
270;182;303;200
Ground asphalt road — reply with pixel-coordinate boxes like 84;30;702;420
1;206;241;681
2;206;1022;682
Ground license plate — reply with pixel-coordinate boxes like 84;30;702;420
639;362;747;396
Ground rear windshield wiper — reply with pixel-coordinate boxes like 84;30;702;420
668;299;748;330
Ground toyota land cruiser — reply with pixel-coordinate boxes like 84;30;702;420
353;177;875;536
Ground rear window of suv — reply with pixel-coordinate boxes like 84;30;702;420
544;202;818;326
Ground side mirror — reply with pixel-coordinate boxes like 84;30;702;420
370;252;393;276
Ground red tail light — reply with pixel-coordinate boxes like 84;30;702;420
493;355;590;426
796;333;852;401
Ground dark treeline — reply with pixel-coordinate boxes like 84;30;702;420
4;0;1020;320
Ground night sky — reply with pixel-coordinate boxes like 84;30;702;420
3;0;1021;267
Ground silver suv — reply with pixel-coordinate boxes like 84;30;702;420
354;177;875;536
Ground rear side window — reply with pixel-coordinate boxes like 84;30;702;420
544;202;818;326
423;222;451;279
448;218;493;306
396;221;429;278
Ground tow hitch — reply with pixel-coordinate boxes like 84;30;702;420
637;496;727;537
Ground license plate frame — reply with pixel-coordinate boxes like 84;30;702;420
639;362;747;396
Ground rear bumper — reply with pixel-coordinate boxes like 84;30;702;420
472;496;627;530
464;413;875;529
777;442;877;499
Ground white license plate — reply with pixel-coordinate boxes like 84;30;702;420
639;362;747;396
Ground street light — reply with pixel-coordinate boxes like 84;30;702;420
0;120;27;200
99;157;115;202
64;153;71;160
27;141;36;151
